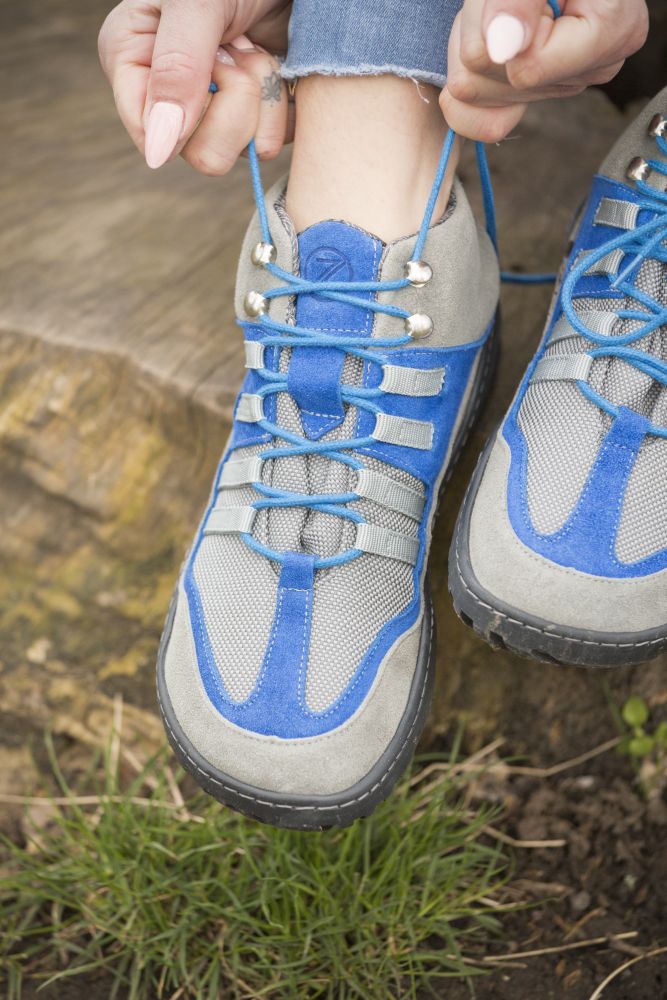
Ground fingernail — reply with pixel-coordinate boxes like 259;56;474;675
485;14;526;64
229;34;256;51
145;102;184;169
216;47;236;66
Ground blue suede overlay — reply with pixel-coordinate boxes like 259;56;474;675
502;172;667;578
288;221;382;440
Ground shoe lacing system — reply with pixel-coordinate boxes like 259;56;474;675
561;117;667;436
238;132;457;569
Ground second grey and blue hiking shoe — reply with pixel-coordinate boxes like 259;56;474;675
157;139;499;829
450;87;667;668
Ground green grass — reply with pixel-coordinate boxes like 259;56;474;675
1;733;511;1000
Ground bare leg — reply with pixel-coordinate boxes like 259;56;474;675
286;75;458;242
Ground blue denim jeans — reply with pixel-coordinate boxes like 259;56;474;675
282;0;463;89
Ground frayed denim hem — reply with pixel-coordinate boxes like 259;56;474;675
280;63;446;90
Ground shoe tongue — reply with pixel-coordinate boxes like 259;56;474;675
296;219;383;335
290;220;383;441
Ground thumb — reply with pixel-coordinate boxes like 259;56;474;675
482;0;551;65
144;0;229;169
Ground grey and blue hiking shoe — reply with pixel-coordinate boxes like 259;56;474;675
157;142;499;829
450;88;667;668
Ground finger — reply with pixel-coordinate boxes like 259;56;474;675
481;0;552;65
457;0;549;73
507;6;646;91
224;43;288;160
181;59;260;175
144;0;228;169
458;1;497;74
446;47;582;106
439;88;527;143
98;1;158;152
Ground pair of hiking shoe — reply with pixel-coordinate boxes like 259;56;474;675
157;88;667;830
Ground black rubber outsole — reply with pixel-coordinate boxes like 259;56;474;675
448;432;667;669
156;322;500;830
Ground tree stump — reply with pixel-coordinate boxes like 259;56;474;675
1;0;665;792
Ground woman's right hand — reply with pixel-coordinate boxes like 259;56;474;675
98;0;293;174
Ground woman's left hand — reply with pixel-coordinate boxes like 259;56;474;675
441;0;650;142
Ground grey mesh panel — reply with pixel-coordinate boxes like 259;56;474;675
305;554;414;713
590;261;665;422
265;390;310;555
616;437;667;562
192;535;278;703
301;399;359;558
304;458;423;712
362;453;425;493
518;313;605;534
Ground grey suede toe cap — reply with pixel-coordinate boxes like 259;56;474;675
160;581;427;797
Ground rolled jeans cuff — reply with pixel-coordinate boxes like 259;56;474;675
282;0;463;90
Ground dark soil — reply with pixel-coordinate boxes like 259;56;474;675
444;750;667;1000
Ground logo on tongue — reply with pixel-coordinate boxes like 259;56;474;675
304;246;353;283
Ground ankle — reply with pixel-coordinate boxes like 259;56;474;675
286;75;458;242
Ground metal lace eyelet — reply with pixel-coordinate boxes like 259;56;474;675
626;157;651;183
244;291;268;317
251;242;277;267
405;313;433;339
648;113;667;139
404;260;433;288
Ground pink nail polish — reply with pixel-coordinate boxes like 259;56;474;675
144;102;184;169
216;47;236;66
229;34;256;52
485;14;526;65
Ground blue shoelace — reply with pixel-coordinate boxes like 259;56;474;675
561;128;667;437
207;2;563;567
